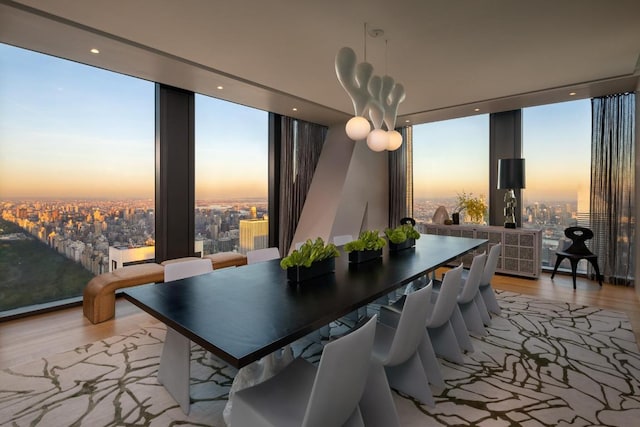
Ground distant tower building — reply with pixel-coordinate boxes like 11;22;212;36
576;187;590;227
217;236;235;253
108;245;155;271
239;217;269;254
250;206;257;219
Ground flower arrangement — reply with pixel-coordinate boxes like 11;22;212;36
455;191;487;224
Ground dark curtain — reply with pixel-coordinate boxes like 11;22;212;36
278;116;327;254
590;92;635;286
388;126;413;227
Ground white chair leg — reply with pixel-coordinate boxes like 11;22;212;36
474;293;492;326
450;305;474;352
428;322;464;365
417;333;445;389
480;284;502;315
359;363;401;427
379;306;400;328
319;324;330;339
385;352;434;406
460;301;488;336
344;407;365;427
158;327;191;414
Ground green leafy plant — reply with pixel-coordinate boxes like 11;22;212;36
455;191;487;224
343;230;386;253
280;237;340;269
384;224;420;244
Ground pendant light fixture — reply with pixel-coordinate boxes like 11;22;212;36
335;24;406;152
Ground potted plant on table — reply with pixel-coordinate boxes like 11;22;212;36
384;223;420;251
280;237;340;282
453;191;488;224
343;230;387;263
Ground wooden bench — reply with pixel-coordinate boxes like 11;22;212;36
83;252;248;324
204;252;248;269
83;263;165;324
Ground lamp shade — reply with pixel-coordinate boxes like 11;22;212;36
386;130;403;151
366;129;390;152
345;116;371;140
497;158;526;189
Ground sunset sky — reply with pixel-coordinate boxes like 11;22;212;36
0;43;267;200
1;43;589;203
413;99;591;203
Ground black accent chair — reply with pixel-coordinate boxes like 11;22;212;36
400;217;416;226
550;226;602;289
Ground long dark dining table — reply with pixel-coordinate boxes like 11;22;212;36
124;234;486;370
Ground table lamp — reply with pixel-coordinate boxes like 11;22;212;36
497;158;525;228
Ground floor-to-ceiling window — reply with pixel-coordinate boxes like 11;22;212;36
412;115;490;229
522;99;591;271
194;94;268;255
0;44;154;315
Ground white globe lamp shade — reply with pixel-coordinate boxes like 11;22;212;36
366;129;390;152
345;116;371;140
387;130;403;151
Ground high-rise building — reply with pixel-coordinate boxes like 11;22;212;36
239;217;268;254
108;245;155;271
217;236;236;253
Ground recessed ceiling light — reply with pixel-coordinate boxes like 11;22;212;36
405;119;411;123
292;107;298;112
569;92;577;96
217;85;223;90
90;48;100;54
474;108;480;112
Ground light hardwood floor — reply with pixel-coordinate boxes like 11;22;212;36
1;271;639;370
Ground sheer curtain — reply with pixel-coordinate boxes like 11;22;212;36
590;92;635;286
278;116;327;254
389;126;413;227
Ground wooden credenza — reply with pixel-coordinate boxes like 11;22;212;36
421;224;542;278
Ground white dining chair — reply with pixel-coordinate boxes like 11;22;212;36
372;282;435;407
383;264;465;365
163;258;213;282
224;247;295;425
332;234;353;246
425;264;465;364
432;253;486;352
456;252;488;336
231;315;378;427
437;255;485;353
158;258;213;414
246;247;280;264
477;243;503;316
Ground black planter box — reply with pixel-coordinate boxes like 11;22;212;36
348;248;383;264
287;257;336;283
389;238;416;252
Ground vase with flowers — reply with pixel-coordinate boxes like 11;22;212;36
453;191;488;224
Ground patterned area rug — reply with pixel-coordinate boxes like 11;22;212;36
1;291;639;426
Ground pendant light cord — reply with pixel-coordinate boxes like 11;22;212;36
363;22;367;62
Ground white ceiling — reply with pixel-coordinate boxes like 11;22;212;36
1;0;639;126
